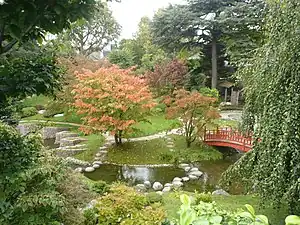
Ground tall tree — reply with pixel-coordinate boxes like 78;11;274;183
64;2;121;57
152;0;265;88
221;0;300;214
0;0;97;54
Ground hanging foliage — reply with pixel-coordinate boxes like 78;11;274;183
221;0;300;214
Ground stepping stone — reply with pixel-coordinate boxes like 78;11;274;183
172;181;184;188
167;145;174;148
99;150;108;154
188;175;198;180
93;161;102;165
144;181;151;189
212;189;230;196
169;149;175;152
190;167;199;172
189;171;203;177
173;177;182;182
74;167;83;173
184;167;191;172
153;182;163;191
85;167;95;172
162;186;171;192
164;183;173;187
99;146;108;150
94;157;101;161
182;177;190;182
93;164;100;169
179;163;190;168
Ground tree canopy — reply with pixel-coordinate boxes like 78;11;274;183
0;0;98;54
221;0;300;214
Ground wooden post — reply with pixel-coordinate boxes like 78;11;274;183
224;88;228;102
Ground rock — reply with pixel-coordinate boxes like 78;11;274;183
190;167;199;172
96;153;101;157
167;144;174;148
74;167;83;173
172;181;184;188
93;164;100;169
90;199;97;206
99;150;108;154
144;181;151;189
184;167;191;172
17;124;39;136
182;177;190;182
153;182;163;191
169;149;175;152
179;163;190;168
189;171;203;177
60;137;87;147
42;127;69;139
156;191;163;195
136;184;147;192
38;110;46;114
54;113;64;117
93;161;102;165
85;167;95;172
164;183;173;187
94;157;101;161
188;175;199;180
173;177;182;182
55;131;78;144
99;146;108;150
212;189;230;196
162;186;171;192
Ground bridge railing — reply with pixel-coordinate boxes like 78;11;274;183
204;127;253;148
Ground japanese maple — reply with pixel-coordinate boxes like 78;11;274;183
165;89;220;147
72;66;156;145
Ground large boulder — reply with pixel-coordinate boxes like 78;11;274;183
189;171;203;177
85;167;95;172
60;137;87;147
172;181;184;188
212;189;230;196
136;184;147;192
152;182;163;191
144;181;151;189
42;127;69;139
55;131;78;144
17;123;39;136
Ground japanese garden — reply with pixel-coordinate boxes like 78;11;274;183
1;0;300;224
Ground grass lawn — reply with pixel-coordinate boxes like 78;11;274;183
162;192;288;224
75;134;105;162
21;95;52;108
106;135;222;165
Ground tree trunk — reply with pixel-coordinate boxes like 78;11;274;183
211;38;218;89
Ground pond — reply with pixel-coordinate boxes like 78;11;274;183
84;149;240;193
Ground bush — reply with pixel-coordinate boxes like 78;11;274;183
146;192;163;203
43;101;66;118
159;152;174;162
83;208;98;225
89;184;166;225
90;180;110;195
194;192;213;204
21;106;38;118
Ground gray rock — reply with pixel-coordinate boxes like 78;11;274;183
188;175;198;180
96;153;101;157
179;163;189;168
173;177;182;182
85;167;95;172
153;182;163;191
164;183;173;187
212;189;230;196
144;181;151;189
74;167;83;173
167;144;174;148
43;127;70;139
162;186;171;192
169;149;175;152
99;146;108;150
93;161;102;165
156;191;163;195
190;167;199;172
55;131;78;144
93;164;100;169
172;181;184;188
90;199;97;206
60;137;87;147
17;124;39;136
189;171;203;177
184;167;191;172
99;150;108;154
136;184;147;192
38;110;46;114
94;157;101;161
54;113;64;117
182;177;190;182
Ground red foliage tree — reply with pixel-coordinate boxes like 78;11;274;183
145;59;189;96
72;66;156;145
165;89;220;147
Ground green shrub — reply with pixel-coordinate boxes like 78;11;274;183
92;184;166;225
21;106;38;118
83;208;98;225
146;192;163;203
43;101;66;118
91;180;110;195
194;192;213;204
159;152;174;162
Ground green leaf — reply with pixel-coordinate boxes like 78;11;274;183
193;219;210;225
209;215;223;224
285;215;300;225
239;211;254;219
256;215;269;225
180;194;191;206
245;204;255;217
8;24;22;40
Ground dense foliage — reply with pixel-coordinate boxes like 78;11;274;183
221;0;300;214
85;184;166;225
0;123;93;225
73;66;156;145
165;89;219;147
0;0;97;54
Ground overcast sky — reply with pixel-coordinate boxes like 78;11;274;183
110;0;185;39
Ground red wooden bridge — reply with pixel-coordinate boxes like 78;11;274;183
204;128;253;152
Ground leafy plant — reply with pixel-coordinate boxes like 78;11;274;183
146;192;163;204
90;180;110;195
43;101;66;118
194;192;213;204
73;66;156;145
21;106;37;118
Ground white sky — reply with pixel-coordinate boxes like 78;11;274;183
110;0;185;39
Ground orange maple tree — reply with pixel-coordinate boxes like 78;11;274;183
165;89;220;147
72;66;156;145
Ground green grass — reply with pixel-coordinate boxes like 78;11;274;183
127;113;181;138
162;192;288;224
106;135;222;165
22;112;83;124
21;95;52;108
75;134;105;162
